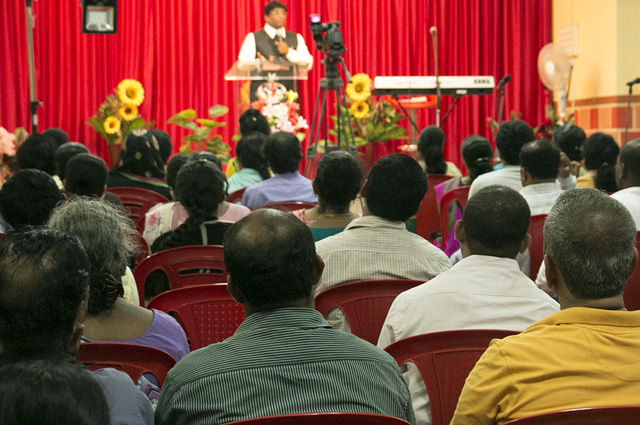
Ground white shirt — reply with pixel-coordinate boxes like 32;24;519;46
519;182;562;215
378;255;559;425
238;24;313;69
468;165;523;198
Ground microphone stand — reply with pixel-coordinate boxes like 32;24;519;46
625;78;639;144
497;83;506;124
26;0;41;134
430;27;441;127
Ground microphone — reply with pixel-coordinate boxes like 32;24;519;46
498;74;511;89
627;77;640;86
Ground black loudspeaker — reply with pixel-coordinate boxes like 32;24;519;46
81;0;117;34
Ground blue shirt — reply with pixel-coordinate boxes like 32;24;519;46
241;171;317;210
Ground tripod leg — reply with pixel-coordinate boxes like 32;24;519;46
338;85;357;152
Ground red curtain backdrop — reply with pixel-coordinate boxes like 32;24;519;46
1;0;551;169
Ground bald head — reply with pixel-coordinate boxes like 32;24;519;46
617;138;640;190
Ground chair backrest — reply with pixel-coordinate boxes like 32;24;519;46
256;201;316;212
76;342;176;387
623;231;640;311
107;187;169;231
146;284;245;350
503;406;640;424
384;329;519;425
314;279;425;344
134;245;227;303
225;412;412;425
528;214;547;279
226;187;247;203
416;174;454;241
439;186;470;253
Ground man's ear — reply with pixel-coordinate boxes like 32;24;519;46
226;275;245;305
628;247;639;279
312;180;319;196
359;179;368;200
454;219;465;242
63;298;88;356
544;254;559;293
520;167;530;186
519;233;532;254
311;255;325;287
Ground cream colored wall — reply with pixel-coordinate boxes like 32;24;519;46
617;0;640;90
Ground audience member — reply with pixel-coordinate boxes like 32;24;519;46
239;107;271;136
242;131;317;209
552;124;586;163
416;125;462;177
0;356;109;425
15;133;57;176
155;209;415;425
578;132;619;192
227;132;270;194
53;141;89;189
149;128;173;166
379;186;559;425
107;131;171;199
451;189;640;424
48;198;189;363
613;138;640;226
519;139;562;215
64;153;109;198
294;151;363;241
42;127;70;149
315;153;451;332
0;227;153;425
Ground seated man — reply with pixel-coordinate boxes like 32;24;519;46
519;139;562;215
315;153;451;332
451;188;640;424
613;138;640;225
64;153;109;198
0;227;153;425
241;131;317;209
378;186;559;425
155;210;415;425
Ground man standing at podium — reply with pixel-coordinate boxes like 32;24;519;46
238;1;313;101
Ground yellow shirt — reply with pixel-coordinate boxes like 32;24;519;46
451;307;640;425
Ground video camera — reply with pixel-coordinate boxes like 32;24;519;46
310;14;345;57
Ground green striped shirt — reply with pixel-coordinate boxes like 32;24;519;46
155;308;415;425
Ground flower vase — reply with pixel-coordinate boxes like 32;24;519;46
363;142;375;172
108;138;123;169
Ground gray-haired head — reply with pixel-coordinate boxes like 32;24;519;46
544;188;636;299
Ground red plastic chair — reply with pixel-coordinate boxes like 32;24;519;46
256;201;316;212
226;187;247;203
503;406;640;424
146;284;245;350
439;186;470;253
416;174;454;241
384;329;519;425
226;412;412;425
528;214;547;279
133;245;227;304
623;231;640;311
107;187;169;232
76;342;176;387
314;279;425;344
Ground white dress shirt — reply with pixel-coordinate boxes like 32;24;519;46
468;166;523;198
238;24;313;68
519;182;562;215
378;255;559;425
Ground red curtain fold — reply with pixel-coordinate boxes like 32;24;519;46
1;0;551;170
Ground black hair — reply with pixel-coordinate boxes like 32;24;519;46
224;209;315;309
264;1;287;16
54;142;89;180
42;128;70;149
365;153;427;222
0;356;109;425
460;136;493;183
166;153;190;190
235;132;270;180
189;151;222;170
239;108;271;137
149;128;173;164
583;132;619;193
64;154;108;198
0;169;62;228
519;139;561;180
418;125;447;174
495;120;535;165
264;132;302;174
463;185;531;258
16;133;58;176
315;151;363;211
552;124;586;162
0;227;90;348
619;138;640;186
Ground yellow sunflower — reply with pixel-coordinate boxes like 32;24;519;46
117;79;145;106
103;116;121;134
346;73;372;102
351;101;370;119
118;104;138;121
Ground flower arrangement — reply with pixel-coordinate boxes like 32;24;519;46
87;79;154;146
328;73;407;148
167;105;231;162
533;104;575;139
251;90;309;141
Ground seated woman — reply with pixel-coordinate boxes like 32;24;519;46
226;108;271;178
47;198;189;363
144;154;249;247
150;159;229;253
107;130;171;199
227;132;270;194
293;151;363;241
417;125;462;177
577;132;619;192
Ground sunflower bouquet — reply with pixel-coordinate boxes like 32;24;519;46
327;73;407;148
87;79;154;146
251;90;309;141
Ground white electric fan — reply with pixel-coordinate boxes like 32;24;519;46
537;43;573;119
